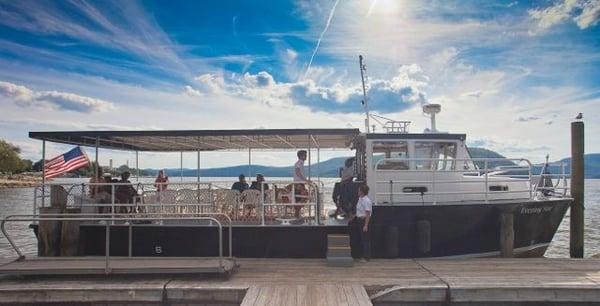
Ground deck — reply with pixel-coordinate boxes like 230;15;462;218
0;258;599;305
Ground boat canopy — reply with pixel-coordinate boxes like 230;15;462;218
29;128;360;152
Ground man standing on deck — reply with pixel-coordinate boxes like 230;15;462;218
350;184;372;262
293;150;310;218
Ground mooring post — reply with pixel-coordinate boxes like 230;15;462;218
570;120;584;258
500;211;514;258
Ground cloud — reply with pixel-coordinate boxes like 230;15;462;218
517;116;540;122
0;1;188;78
186;64;429;114
0;81;115;113
183;85;203;97
285;48;298;61
575;0;600;28
468;137;551;154
529;0;600;32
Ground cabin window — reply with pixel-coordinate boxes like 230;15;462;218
373;141;409;170
415;142;457;170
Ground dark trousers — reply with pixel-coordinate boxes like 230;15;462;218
348;217;371;260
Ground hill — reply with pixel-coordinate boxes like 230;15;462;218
557;153;600;178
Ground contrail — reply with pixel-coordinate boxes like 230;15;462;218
304;0;341;79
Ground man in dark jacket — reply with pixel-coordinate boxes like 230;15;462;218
231;174;249;193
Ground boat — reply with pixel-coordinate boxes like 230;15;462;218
22;103;571;259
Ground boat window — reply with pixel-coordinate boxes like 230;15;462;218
373;141;409;170
415;142;457;170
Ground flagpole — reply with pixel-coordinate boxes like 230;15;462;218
95;137;99;178
41;140;46;207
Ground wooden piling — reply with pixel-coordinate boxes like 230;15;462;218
37;207;62;256
60;208;81;256
570;121;585;258
500;211;514;258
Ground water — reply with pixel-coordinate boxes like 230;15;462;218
1;178;598;258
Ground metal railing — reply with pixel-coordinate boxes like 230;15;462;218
1;212;233;274
33;180;323;226
372;157;571;204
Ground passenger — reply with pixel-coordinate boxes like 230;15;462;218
115;171;138;213
231;174;249;193
89;167;103;198
292;150;310;218
250;174;269;191
97;173;113;214
154;170;169;192
332;157;355;218
349;184;372;262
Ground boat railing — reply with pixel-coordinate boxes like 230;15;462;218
373;157;571;205
1;212;233;273
33;180;322;226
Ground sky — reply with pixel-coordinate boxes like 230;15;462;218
0;0;599;169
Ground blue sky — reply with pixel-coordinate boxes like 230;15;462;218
0;0;599;168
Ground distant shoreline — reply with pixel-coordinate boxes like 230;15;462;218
0;173;41;189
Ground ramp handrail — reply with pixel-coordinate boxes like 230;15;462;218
1;212;233;274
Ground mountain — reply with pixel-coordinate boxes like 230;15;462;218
145;150;600;179
557;153;600;178
466;147;516;169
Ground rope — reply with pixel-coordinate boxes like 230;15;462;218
413;259;452;305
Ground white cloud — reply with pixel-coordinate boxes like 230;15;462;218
183;85;203;97
187;65;429;114
285;48;298;61
0;81;115;113
529;0;600;32
575;0;600;28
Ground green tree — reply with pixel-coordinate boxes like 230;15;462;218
17;159;33;173
0;140;23;173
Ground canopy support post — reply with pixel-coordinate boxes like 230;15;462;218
95;137;99;178
307;135;311;180
197;150;201;183
248;148;252;178
41;140;46;207
180;151;183;182
317;148;320;183
135;151;139;182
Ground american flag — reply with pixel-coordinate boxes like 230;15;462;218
45;147;90;179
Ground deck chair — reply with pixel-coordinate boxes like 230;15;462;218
177;189;198;214
240;189;261;220
214;189;240;219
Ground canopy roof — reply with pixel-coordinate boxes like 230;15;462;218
29;129;361;152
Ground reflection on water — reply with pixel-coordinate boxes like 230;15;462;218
0;178;598;258
546;179;600;257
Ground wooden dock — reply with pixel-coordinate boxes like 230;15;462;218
0;258;599;305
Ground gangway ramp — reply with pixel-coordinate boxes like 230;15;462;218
241;284;371;306
0;257;236;276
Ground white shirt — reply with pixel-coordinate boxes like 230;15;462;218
356;195;372;218
294;159;305;182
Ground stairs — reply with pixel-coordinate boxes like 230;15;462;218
326;234;353;267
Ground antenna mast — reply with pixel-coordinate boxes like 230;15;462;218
359;55;370;133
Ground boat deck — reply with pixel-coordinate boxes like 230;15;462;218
0;258;599;305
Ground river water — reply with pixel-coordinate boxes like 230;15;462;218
0;178;598;258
